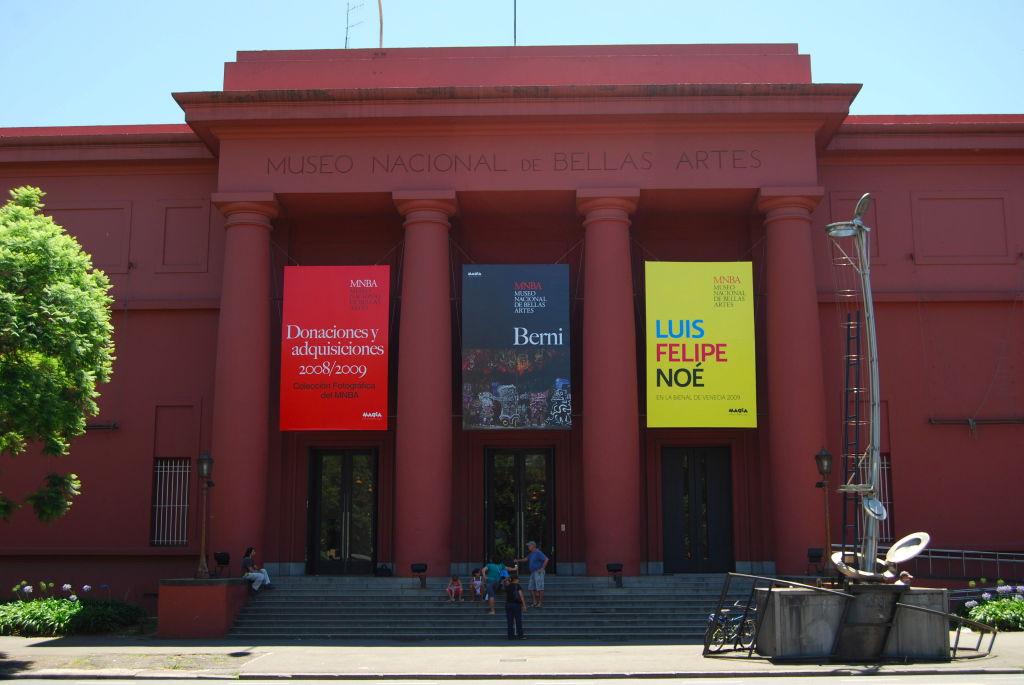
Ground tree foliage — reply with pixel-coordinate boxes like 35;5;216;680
0;186;115;522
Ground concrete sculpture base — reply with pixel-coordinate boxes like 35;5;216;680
755;585;950;660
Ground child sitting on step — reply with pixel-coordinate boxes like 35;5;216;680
446;574;464;602
470;568;483;601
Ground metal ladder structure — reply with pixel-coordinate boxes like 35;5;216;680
839;310;865;559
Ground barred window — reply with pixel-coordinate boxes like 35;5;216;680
150;458;191;546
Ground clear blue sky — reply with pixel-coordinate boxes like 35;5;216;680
2;0;1022;127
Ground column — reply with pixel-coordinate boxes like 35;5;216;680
393;191;458;577
578;189;642;576
757;187;828;576
208;193;279;564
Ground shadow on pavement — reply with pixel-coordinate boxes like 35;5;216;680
0;652;35;676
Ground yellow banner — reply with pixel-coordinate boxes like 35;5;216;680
645;262;757;428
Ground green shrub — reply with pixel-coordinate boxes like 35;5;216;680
0;597;80;636
961;584;1024;631
70;598;147;634
0;597;145;636
968;597;1024;631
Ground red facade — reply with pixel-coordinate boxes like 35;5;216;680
1;45;1021;610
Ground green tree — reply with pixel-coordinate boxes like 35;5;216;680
0;187;114;522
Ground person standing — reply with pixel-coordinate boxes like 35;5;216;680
483;556;504;615
504;573;527;640
516;541;548;607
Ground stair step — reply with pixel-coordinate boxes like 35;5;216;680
229;574;747;641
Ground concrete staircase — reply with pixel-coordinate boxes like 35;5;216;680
228;574;754;641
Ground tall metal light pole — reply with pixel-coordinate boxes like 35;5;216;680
824;193;886;573
195;453;214;579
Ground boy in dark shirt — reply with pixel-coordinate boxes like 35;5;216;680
504;573;527;640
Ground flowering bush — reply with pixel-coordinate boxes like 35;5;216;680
1;580;145;636
961;582;1024;631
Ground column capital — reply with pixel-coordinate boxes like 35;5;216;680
576;188;640;221
393;190;458;221
756;186;824;219
212;193;280;229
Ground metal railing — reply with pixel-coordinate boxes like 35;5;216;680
885;546;1024;582
892;601;997;659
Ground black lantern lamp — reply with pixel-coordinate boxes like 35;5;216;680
195;453;215;579
197;452;215;483
813;449;833;574
814;448;833;480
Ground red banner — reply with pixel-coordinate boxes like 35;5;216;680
279;265;390;430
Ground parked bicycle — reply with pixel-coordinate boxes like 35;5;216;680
704;602;757;652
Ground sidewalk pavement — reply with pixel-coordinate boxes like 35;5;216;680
1;632;1022;679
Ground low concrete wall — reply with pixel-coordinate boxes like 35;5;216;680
157;578;248;639
884;587;950;659
755;586;950;660
755;587;846;657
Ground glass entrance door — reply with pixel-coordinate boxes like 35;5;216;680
661;446;733;573
485;448;554;570
308;449;377;575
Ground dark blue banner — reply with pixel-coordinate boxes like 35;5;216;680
461;264;571;430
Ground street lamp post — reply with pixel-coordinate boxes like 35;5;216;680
814;448;833;568
195;453;214;579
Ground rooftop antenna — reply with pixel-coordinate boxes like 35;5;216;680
514;0;517;46
378;0;384;48
345;2;364;49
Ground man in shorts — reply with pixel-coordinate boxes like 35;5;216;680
516;541;548;607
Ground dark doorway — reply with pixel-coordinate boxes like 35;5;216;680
485;448;555;571
307;449;378;575
662;446;733;573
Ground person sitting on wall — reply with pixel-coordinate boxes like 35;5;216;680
242;546;273;592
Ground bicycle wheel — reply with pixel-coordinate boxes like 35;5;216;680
707;625;729;652
738;618;757;649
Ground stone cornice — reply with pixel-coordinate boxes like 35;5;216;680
175;83;860;156
0;128;211;164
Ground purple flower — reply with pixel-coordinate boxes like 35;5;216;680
100;584;110;591
997;585;1012;594
81;585;92;592
982;592;992;600
23;585;33;594
1016;595;1024;602
965;600;978;608
61;583;72;593
1017;586;1024;594
69;595;78;602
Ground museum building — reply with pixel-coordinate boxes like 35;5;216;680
1;44;1021;608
